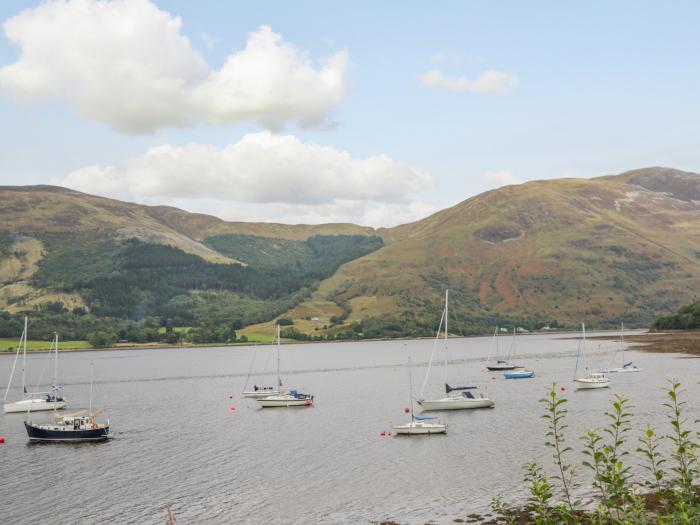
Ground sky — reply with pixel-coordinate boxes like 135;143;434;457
0;0;699;227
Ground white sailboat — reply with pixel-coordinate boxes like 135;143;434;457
417;290;495;411
486;327;518;371
573;323;611;390
606;323;641;373
242;341;281;398
501;328;534;378
393;356;446;435
256;324;314;408
4;321;66;414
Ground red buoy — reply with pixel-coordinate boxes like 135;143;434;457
404;407;410;413
229;405;237;411
560;386;566;392
229;395;233;399
305;399;312;406
380;431;386;437
0;436;5;444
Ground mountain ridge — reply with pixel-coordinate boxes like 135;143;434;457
0;167;698;340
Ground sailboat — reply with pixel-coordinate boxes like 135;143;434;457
24;363;109;442
573;323;610;390
502;328;534;378
393;356;446;435
606;323;641;373
256;324;314;408
486;327;520;371
417;290;494;410
4;321;66;414
242;341;281;398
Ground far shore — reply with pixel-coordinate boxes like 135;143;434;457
2;328;697;355
590;329;700;356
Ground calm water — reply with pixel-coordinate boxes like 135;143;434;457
0;331;698;524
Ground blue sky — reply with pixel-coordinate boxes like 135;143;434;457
0;1;698;226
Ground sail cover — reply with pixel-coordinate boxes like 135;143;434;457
412;415;438;421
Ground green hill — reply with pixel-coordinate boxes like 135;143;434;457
0;167;699;344
274;167;700;338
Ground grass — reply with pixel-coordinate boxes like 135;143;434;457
156;326;191;334
236;331;297;343
0;338;91;351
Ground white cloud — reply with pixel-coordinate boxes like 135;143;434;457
57;132;434;207
481;171;520;189
216;200;438;228
420;69;517;94
0;0;347;133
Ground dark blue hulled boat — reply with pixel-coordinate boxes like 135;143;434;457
25;412;109;442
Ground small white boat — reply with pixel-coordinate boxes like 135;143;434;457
5;396;67;414
4;323;66;414
255;324;314;408
393;418;447;435
257;390;314;407
393;356;447;435
418;291;494;411
606;323;642;373
417;392;494;410
574;372;611;389
573;323;610;390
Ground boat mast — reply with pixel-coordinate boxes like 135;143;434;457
21;316;27;396
574;322;584;380
89;362;93;416
3;319;25;402
444;289;448;389
276;324;281;388
53;332;58;388
408;353;414;419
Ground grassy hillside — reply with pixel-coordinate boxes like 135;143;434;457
277;168;700;338
1;167;699;343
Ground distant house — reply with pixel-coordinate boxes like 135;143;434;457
310;317;320;322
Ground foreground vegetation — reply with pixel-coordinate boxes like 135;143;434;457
491;381;699;524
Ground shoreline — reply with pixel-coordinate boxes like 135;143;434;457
590;329;700;356
3;328;695;356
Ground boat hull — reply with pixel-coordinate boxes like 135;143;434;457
24;421;109;442
393;423;446;435
242;390;279;399
417;397;494;410
486;364;518;371
574;379;610;390
503;370;534;379
607;367;642;373
4;400;66;414
257;396;313;408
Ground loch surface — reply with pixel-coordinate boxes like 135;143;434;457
1;331;697;524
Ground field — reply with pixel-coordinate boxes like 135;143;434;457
0;338;91;352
